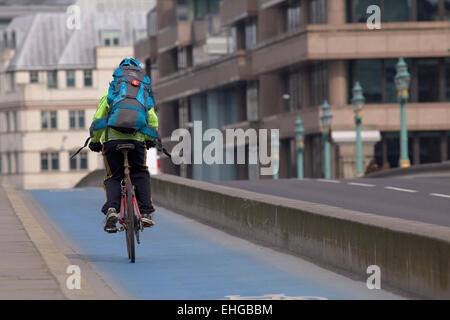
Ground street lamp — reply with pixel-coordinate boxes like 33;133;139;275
294;117;305;179
321;100;332;179
394;57;411;168
352;82;365;177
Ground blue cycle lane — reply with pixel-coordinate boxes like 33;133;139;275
29;188;402;300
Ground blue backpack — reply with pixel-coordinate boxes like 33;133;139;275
72;59;171;160
90;58;160;141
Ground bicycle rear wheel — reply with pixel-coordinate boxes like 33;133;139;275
125;177;135;263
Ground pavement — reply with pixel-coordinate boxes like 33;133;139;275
0;183;64;299
219;178;450;227
23;187;403;300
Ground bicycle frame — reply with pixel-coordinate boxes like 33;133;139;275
116;145;144;262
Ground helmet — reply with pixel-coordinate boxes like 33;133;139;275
119;58;142;68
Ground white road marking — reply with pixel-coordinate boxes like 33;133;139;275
430;193;450;199
348;182;376;187
317;179;341;184
384;186;418;193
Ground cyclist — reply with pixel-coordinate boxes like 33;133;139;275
88;58;158;233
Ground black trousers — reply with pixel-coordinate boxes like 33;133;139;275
101;139;154;215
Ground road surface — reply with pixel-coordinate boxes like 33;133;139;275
28;188;401;300
220;178;450;227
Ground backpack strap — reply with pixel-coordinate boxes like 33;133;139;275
70;136;91;160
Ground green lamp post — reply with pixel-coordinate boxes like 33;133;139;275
294;117;305;179
321;100;332;179
394;57;411;168
352;82;365;178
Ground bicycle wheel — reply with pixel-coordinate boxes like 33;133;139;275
125;177;135;263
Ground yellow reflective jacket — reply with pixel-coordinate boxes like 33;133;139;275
91;91;159;143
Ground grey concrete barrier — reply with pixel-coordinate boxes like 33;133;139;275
75;169;106;188
365;161;450;178
150;174;450;299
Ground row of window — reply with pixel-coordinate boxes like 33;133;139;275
347;0;450;23
40;152;88;172
347;58;450;104
41;110;85;130
32;70;93;89
0;151;88;174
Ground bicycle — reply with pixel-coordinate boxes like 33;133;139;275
116;143;144;263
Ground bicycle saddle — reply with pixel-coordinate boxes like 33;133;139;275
116;144;135;151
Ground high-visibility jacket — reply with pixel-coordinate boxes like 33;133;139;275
90;91;159;143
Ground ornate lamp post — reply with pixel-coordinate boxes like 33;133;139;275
394;57;411;168
352;82;365;177
294;117;305;179
321;100;332;179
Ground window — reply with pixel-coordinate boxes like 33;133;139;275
285;70;301;111
84;70;92;87
286;0;302;31
417;59;440;102
30;71;38;83
134;29;147;43
102;30;120;46
231;27;238;52
417;0;440;21
384;0;411;22
51;152;59;170
193;0;207;19
383;59;399;103
41;153;49;171
7;72;14;91
309;0;327;24
69;110;85;129
176;0;189;21
177;48;187;70
14;151;19;173
80;152;88;169
41;111;57;129
419;132;441;164
245;19;257;50
446;0;450;19
309;62;328;106
7;153;11;173
192;0;219;19
70;152;88;170
6;112;10;132
66;70;75;87
356;59;382;103
47;71;57;88
13;111;18;131
148;10;158;36
446;58;450;101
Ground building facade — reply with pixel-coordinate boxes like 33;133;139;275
0;0;154;189
137;0;450;181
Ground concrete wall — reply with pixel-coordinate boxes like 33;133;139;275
149;174;450;299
